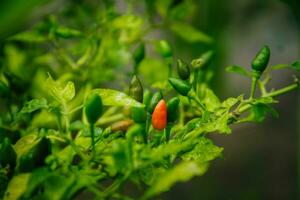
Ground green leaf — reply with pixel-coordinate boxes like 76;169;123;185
242;103;278;123
14;134;38;158
9;31;47;43
170;22;213;44
54;27;83;39
271;64;289;70
61;81;75;102
201;88;221;111
225;65;250;77
144;161;208;198
92;89;144;107
3;173;31;200
19;98;48;114
45;75;75;103
292;61;300;71
182;137;223;162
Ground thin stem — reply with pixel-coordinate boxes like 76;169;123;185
69;105;84;114
258;80;267;96
90;123;95;156
144;113;151;144
188;90;206;113
193;70;199;92
239;82;299;113
250;76;258;99
165;124;172;142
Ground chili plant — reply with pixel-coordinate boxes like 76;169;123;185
0;1;299;200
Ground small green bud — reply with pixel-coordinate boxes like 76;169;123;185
85;94;103;124
129;75;143;103
191;50;214;69
177;59;190;80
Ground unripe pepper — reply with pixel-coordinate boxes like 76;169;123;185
177;59;190;80
168;78;191;96
147;91;163;113
85;93;103;153
129;75;143;103
167;97;180;123
250;46;271;99
152;100;167;130
85;94;103;124
251;45;270;76
143;89;151;108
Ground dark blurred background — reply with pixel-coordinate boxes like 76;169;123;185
165;0;300;199
0;0;299;199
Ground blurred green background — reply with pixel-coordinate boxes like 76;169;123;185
0;0;299;199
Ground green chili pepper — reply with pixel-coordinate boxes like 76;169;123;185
191;50;214;69
156;40;172;58
251;45;270;75
143;89;151;109
85;94;103;154
168;78;191;96
167;97;180;123
0;138;16;170
177;59;190;80
85;94;103;125
147;91;163;114
133;43;145;69
129;75;143;103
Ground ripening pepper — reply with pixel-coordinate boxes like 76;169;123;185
147;91;163;114
85;94;103;125
152;100;167;130
251;45;270;76
168;78;191;96
167;97;180;123
177;59;190;80
129;75;143;103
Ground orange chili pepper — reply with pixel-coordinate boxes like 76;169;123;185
151;99;167;130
